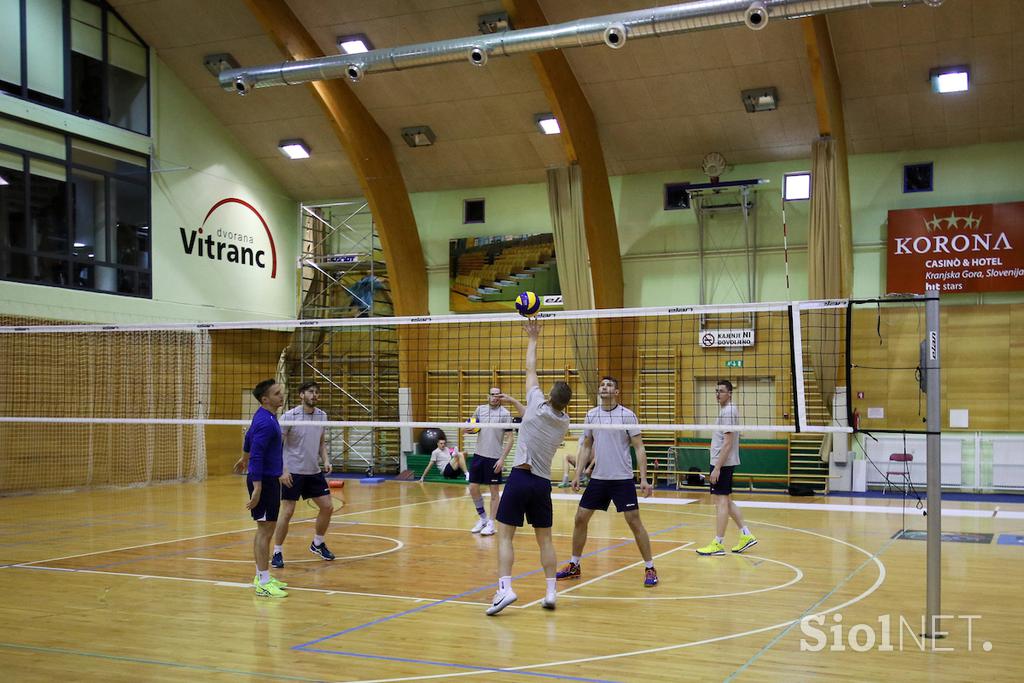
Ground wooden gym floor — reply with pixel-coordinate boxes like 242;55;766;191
1;476;1022;682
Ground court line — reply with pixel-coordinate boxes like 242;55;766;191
296;648;622;683
723;534;900;682
519;541;694;608
294;521;691;648
731;499;1008;518
3;497;439;569
11;564;493;606
336;519;687;543
187;532;404;564
0;641;326;681
559;554;804;602
328;512;887;683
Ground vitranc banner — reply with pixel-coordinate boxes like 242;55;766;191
887;201;1024;294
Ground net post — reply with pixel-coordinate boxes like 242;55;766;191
788;303;805;432
924;290;942;636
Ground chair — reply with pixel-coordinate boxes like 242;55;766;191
886;453;915;495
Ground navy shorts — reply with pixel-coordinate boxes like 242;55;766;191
442;463;462;479
495;468;553;528
246;476;281;522
579;478;639;513
282;472;330;501
468;454;504;485
710;465;735;496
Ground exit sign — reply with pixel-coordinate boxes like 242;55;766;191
725;360;743;368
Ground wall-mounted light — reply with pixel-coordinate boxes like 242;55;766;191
783;172;811;201
478;12;512;34
535;113;560;135
338;34;373;54
741;87;778;113
930;65;969;93
278;139;311;159
401;126;436;148
202;53;239;78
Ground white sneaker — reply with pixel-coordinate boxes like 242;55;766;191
485;589;518;616
471;518;486;533
480;520;495;536
541;596;556;610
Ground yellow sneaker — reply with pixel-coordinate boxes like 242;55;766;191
732;534;758;553
254;580;288;598
696;540;726;556
253;575;288;588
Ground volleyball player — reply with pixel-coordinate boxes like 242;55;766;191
420;437;468;481
465;388;514;536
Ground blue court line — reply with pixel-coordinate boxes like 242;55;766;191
295;521;689;649
723;534;898;682
298;647;621;683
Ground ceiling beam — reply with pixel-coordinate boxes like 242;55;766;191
802;14;853;298
503;0;624;311
242;0;427;316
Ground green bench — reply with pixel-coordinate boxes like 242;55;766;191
407;453;471;484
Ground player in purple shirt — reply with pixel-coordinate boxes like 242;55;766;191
234;379;288;597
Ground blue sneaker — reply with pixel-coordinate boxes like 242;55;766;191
271;551;284;568
310;541;335;561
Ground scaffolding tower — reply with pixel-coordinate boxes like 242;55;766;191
286;200;399;474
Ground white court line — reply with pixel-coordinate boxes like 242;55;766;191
729;500;1008;518
5;497;439;569
562;555;804;601
187;533;403;564
519;542;694;609
338;520;684;543
12;564;492;606
334;511;888;683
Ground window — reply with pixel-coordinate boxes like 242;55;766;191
2;0;150;135
0;118;151;297
783;172;811;201
664;182;691;211
464;199;485;224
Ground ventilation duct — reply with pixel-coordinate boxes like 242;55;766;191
222;0;943;94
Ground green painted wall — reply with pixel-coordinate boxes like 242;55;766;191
0;55;298;324
405;142;1024;313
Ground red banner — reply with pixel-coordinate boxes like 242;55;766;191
887;201;1024;294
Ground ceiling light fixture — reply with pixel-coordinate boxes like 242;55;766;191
0;174;8;186
535;113;560;135
278;139;311;159
338;34;373;54
741;87;778;113
401;126;436;148
930;65;969;93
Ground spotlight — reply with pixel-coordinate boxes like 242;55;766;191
278;139;311;159
744;2;769;31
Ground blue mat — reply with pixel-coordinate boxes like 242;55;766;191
359;477;386;485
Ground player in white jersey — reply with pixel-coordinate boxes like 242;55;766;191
465;388;514;536
555;376;658;587
271;381;335;568
486;319;571;616
696;379;757;556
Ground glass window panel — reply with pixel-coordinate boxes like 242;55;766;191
0;160;26;250
116;267;135;294
0;119;66;159
6;253;68;285
108;63;148;134
71;139;147;176
29;159;67;254
72;260;95;289
0;0;21;87
138;270;150;297
71;168;107;261
71;51;105;121
108;16;145;76
25;0;64;100
70;0;103;60
112;178;147;267
94;263;117;292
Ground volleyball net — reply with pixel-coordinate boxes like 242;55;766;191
0;299;859;492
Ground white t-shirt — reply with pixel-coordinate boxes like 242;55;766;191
710;403;740;467
511;385;570;481
471;404;512;459
584;404;641;481
429;447;456;472
282;406;326;474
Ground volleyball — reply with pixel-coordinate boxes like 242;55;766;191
465;416;480;434
515;291;541;316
